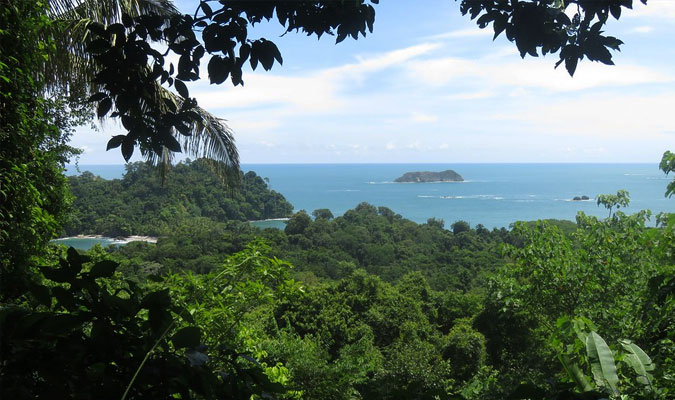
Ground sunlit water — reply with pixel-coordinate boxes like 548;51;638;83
51;237;124;250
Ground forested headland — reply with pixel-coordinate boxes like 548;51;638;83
64;159;293;237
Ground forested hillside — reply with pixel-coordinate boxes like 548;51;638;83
115;203;510;290
89;198;675;399
64;159;293;236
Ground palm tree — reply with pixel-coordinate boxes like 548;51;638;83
44;0;239;181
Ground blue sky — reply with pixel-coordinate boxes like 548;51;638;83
71;0;675;164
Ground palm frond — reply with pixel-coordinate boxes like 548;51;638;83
45;0;241;182
142;85;241;185
45;0;179;93
48;0;178;22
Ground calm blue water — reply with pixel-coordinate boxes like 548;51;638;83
51;237;122;250
66;164;675;229
249;219;289;230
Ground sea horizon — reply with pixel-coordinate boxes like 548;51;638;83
64;163;675;230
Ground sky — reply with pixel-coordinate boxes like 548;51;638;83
70;0;675;164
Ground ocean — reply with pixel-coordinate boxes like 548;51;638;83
65;163;675;229
51;237;123;250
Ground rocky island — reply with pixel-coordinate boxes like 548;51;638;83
394;170;464;183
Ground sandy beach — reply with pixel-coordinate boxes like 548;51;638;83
119;235;158;244
54;235;158;244
248;217;290;222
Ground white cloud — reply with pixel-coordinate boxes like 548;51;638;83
407;56;672;92
342;43;441;75
258;140;277;148
190;42;440;116
406;141;423;150
422;28;492;41
628;0;675;19
410;112;438;123
491;92;675;138
227;118;281;133
191;73;341;113
444;90;496;101
630;26;655;34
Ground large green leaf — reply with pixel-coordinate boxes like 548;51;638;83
559;353;593;392
586;331;619;395
619;339;654;387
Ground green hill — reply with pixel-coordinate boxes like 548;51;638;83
64;159;293;236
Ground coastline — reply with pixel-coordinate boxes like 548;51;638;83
53;234;158;244
248;217;290;222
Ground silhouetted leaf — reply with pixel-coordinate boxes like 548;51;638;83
201;2;213;17
121;136;135;161
171;326;201;348
163;135;182;153
186;349;209;366
88;92;107;102
41;314;82;336
141;289;172;309
90;260;119;278
208;55;229;84
507;383;547;399
174;79;189;98
87;38;110;54
97;98;113;118
40;266;74;283
107;135;125;150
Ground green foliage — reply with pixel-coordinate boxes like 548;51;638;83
3;2;671;399
461;0;629;76
285;210;312;235
0;246;284;399
545;317;666;399
427;217;445;229
496;206;658;340
483;193;675;399
0;0;82;298
596;189;630;218
620;339;655;388
67;181;674;400
259;268;491;398
112;201;508;290
521;218;578;236
452;220;471;234
586;331;619;395
312;208;334;221
444;319;487;382
65;159;293;236
1;243;297;399
660;150;675;198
